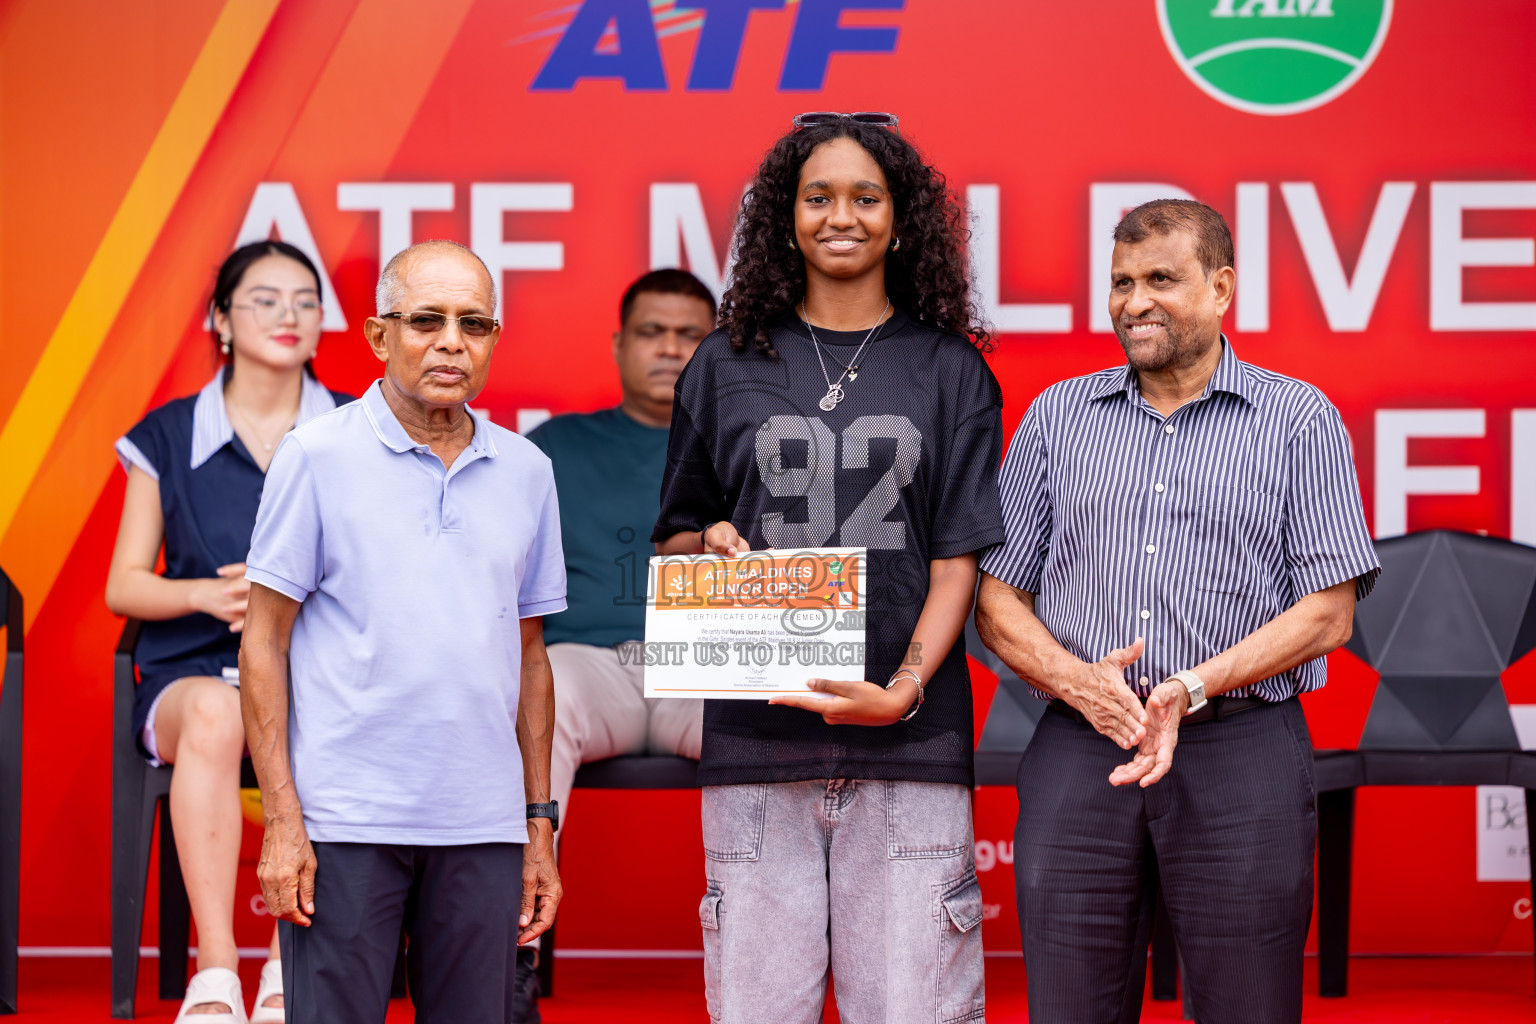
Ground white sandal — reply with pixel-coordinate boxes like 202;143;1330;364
174;967;248;1024
249;959;284;1024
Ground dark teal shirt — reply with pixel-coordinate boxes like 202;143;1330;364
528;407;670;647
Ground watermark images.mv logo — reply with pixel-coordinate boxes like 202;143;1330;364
1157;0;1392;115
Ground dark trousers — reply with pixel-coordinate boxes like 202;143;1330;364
1015;697;1316;1024
279;841;525;1024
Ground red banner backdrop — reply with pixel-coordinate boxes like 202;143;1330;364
2;0;1533;958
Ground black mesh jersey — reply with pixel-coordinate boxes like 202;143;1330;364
652;307;1006;787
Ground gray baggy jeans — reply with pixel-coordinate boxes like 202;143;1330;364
700;779;985;1024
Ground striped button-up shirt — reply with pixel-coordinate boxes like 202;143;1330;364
980;340;1380;702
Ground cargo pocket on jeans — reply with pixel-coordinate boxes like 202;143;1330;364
699;885;723;931
937;872;985;1023
700;882;724;1022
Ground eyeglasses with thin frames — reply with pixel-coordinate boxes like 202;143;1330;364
791;111;899;130
380;311;500;337
230;296;322;327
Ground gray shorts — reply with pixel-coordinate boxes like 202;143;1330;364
700;779;984;1024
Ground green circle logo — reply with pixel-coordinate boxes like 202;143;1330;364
1157;0;1392;115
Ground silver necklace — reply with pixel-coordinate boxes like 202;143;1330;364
227;397;292;453
801;300;890;412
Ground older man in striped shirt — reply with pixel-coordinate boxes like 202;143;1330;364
976;198;1379;1024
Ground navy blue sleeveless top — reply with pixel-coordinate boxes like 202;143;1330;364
115;370;352;754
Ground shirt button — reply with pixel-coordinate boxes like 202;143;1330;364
1164;423;1175;435
1139;676;1149;686
1155;483;1165;493
1140;609;1151;620
1145;544;1156;555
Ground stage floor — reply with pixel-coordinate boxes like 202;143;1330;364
8;954;1532;1021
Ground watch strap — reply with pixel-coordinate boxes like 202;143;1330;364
527;801;560;832
1169;670;1208;714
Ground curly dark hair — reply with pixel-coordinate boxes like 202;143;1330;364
719;120;990;357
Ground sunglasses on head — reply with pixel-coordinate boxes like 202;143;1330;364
791;111;899;130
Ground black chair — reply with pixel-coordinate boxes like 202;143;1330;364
0;570;23;1015
967;615;1046;788
1314;530;1536;997
109;620;407;1018
111;619;194;1018
537;754;699;997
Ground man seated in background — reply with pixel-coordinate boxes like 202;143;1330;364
515;269;715;1016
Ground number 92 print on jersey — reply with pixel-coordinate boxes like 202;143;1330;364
652;307;1007;788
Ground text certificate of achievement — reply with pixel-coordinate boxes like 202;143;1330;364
643;548;867;699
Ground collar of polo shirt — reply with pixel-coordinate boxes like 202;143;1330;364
359;378;499;460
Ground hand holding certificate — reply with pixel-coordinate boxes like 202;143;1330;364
644;548;867;700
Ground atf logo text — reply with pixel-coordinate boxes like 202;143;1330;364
532;0;904;92
1210;0;1334;14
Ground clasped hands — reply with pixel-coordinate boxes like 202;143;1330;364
192;562;251;633
1057;637;1191;789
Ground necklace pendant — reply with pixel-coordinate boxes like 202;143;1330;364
819;384;844;412
847;369;859;381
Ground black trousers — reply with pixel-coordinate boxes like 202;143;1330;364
1015;698;1316;1024
279;841;524;1024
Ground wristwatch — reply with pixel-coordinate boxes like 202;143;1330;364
1167;670;1208;715
527;801;560;832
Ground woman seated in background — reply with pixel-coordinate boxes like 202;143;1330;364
106;240;352;1024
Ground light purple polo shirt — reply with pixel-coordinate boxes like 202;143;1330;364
246;380;566;845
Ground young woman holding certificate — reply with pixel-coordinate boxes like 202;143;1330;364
652;112;1005;1023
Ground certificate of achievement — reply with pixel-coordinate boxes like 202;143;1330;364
643;547;867;699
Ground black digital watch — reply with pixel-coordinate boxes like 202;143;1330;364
526;801;560;831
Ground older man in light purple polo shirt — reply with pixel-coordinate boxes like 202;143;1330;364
239;240;565;1024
